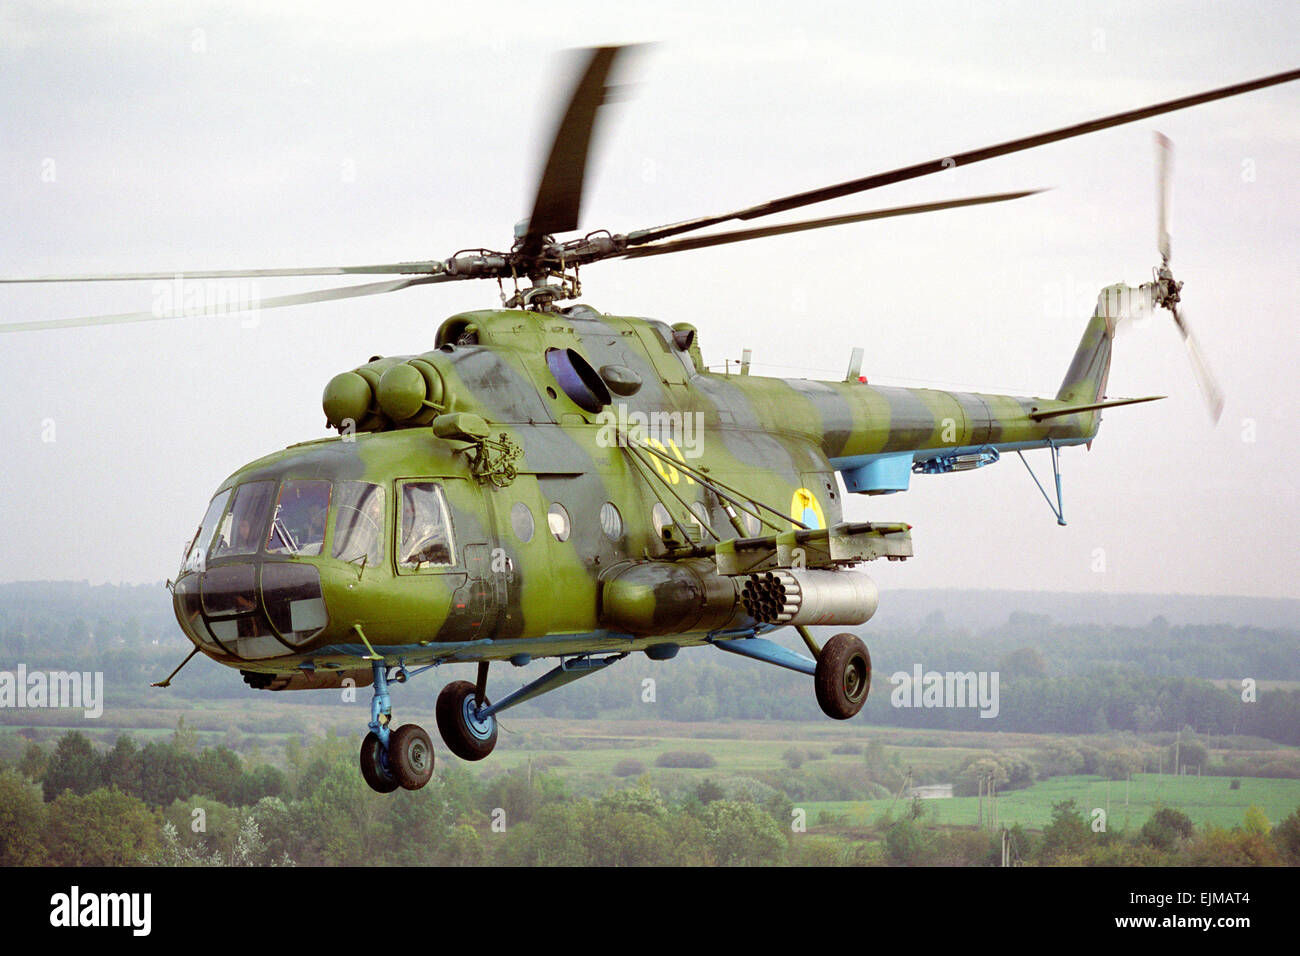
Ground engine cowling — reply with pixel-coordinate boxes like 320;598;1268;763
599;559;741;636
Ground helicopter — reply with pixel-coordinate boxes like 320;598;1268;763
3;48;1296;793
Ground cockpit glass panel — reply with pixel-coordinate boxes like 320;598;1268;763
211;481;275;558
174;574;220;649
266;480;331;556
201;563;258;617
398;482;456;570
262;563;327;645
182;489;231;574
333;482;385;566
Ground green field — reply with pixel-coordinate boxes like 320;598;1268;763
802;773;1300;831
6;706;1298;837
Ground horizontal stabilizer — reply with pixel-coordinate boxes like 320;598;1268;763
1028;395;1164;421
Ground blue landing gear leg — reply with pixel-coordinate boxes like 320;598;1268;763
360;660;435;793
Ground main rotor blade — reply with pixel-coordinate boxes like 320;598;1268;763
622;189;1044;260
0;261;446;283
1172;307;1225;424
519;45;626;259
0;273;462;333
629;67;1300;246
1155;131;1173;264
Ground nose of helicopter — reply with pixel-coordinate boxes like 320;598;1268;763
173;474;386;661
173;559;332;661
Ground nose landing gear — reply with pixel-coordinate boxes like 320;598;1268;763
359;660;436;793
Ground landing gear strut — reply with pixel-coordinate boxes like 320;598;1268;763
358;654;628;791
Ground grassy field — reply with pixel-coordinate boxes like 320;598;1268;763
5;705;1298;834
801;773;1300;831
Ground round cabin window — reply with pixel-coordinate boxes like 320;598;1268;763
511;501;534;543
547;503;571;542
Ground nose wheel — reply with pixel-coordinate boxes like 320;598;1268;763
359;661;437;793
814;633;872;720
359;731;400;793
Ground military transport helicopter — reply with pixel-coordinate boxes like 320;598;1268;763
4;49;1297;793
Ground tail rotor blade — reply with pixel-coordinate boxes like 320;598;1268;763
1155;131;1173;265
1173;307;1225;424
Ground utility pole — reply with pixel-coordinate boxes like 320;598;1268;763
1125;772;1131;831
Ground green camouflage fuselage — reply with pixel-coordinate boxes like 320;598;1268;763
171;296;1116;685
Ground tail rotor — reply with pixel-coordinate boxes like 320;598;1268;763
1148;132;1225;424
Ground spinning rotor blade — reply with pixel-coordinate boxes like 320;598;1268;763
622;189;1045;259
518;45;628;259
1172;307;1225;424
627;67;1300;247
0;273;463;333
0;261;447;284
1155;131;1173;264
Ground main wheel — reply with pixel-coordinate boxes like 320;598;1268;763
436;680;498;761
814;633;871;720
389;724;435;790
359;730;399;793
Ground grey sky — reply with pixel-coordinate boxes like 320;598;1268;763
1;0;1296;599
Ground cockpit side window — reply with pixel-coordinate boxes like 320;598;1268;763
181;489;232;574
211;480;275;559
398;481;456;570
333;481;385;566
266;479;331;556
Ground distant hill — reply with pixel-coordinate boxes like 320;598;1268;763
875;589;1300;631
0;580;1295;632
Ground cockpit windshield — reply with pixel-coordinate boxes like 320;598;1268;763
181;489;231;574
211;480;275;559
267;480;331;556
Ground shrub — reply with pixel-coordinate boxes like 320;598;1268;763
654;751;716;769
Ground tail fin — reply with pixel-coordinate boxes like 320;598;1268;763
1055;285;1128;404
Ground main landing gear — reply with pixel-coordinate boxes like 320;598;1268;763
436;662;499;761
814;632;872;720
712;628;871;720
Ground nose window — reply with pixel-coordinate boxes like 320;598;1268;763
262;563;327;645
267;480;331;556
201;563;258;617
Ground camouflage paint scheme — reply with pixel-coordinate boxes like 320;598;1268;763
171;287;1124;687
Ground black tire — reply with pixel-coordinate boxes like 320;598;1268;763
436;680;498;761
814;633;871;720
359;730;399;793
390;723;435;790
